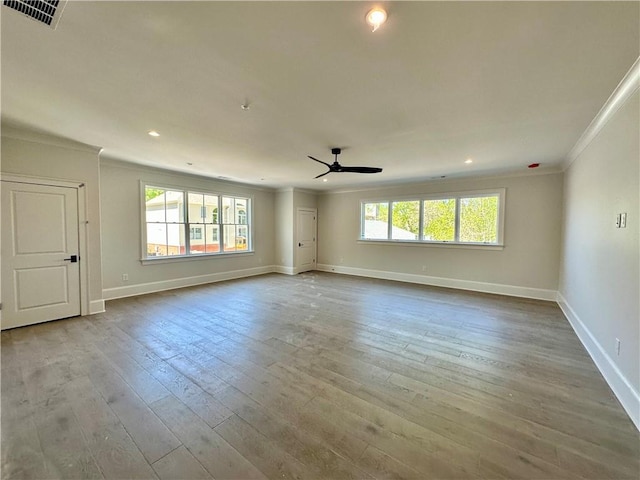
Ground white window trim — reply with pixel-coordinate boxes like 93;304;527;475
140;181;254;262
360;188;506;246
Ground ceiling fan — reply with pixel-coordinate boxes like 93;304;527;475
308;148;383;179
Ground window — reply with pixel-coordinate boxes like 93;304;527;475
189;227;203;240
221;196;249;252
362;202;389;239
361;189;504;245
391;201;420;240
144;185;251;259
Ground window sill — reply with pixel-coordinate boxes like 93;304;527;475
357;240;504;250
141;251;254;265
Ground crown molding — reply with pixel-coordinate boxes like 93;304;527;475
100;155;276;193
276;186;321;195
319;167;563;196
563;57;640;170
1;124;101;154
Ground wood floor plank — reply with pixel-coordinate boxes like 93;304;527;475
213;414;311;480
31;391;104;479
1;331;49;480
2;272;638;479
63;376;158;479
149;395;267;480
215;385;374;479
94;340;172;405
85;358;182;463
357;444;425;480
151;446;212;480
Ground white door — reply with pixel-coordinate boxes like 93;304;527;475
296;208;317;273
1;181;81;329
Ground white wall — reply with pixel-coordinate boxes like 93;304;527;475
558;90;639;427
275;189;294;269
1;130;104;311
293;190;318;270
100;158;275;298
274;188;318;273
317;172;563;299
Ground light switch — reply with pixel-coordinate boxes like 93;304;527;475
615;213;621;228
620;212;627;228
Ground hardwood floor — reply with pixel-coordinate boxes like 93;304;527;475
2;272;638;479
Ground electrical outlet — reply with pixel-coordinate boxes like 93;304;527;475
122;273;128;282
616;338;621;356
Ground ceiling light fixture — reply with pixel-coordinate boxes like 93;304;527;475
322;178;328;182
365;7;387;32
465;158;473;164
148;130;160;137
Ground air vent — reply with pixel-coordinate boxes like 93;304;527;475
3;0;67;29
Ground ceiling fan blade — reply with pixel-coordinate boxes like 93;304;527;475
315;170;331;179
308;155;331;167
339;166;383;174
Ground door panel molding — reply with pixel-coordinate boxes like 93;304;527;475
296;207;317;273
1;174;90;329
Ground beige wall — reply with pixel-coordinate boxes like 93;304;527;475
100;159;275;296
1;131;104;308
293;190;318;270
559;91;639;396
275;189;294;268
275;188;318;271
318;172;563;296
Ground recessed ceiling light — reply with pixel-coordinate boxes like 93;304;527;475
148;130;160;137
322;178;328;182
465;158;473;164
365;7;387;32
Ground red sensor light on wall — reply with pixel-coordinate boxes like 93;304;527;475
528;163;540;169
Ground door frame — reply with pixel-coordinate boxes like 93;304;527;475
295;207;317;273
1;173;90;317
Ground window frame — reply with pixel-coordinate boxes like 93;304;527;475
360;188;505;247
140;181;254;263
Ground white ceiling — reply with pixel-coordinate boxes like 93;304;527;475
2;1;638;190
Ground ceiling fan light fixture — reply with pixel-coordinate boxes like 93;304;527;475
365;7;387;32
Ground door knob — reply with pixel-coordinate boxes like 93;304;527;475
63;255;78;263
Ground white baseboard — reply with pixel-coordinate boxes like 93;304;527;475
274;265;297;275
316;264;557;301
557;293;640;431
89;299;105;315
103;265;276;300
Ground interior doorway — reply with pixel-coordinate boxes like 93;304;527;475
1;177;86;329
296;208;317;273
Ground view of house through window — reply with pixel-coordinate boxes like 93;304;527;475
361;190;503;245
145;185;250;258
